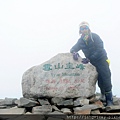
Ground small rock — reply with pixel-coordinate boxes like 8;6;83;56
38;99;50;105
89;95;98;103
57;99;73;106
18;97;38;107
0;99;5;106
61;108;72;114
74;109;91;114
4;97;17;105
14;99;20;105
52;105;61;111
32;105;52;114
51;97;65;105
113;97;120;105
74;98;89;106
91;109;100;114
0;106;7;109
73;104;101;114
94;100;103;108
105;105;120;112
0;106;25;114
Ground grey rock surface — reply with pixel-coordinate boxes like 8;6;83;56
0;106;25;114
18;97;38;107
74;98;89;106
38;99;50;105
22;53;98;98
32;105;52;114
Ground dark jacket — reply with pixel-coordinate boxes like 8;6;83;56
70;32;107;63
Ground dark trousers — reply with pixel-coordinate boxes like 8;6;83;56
91;58;112;94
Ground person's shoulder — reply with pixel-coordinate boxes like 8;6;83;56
91;32;101;40
91;32;103;43
91;32;100;37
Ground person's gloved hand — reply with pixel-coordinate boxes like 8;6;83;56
73;52;80;60
82;58;90;64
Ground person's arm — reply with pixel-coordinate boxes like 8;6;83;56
70;39;81;53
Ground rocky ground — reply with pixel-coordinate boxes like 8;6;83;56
0;93;120;120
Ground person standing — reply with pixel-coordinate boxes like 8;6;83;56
70;21;113;106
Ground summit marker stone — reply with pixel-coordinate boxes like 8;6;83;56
22;53;98;98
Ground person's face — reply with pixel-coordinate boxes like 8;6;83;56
80;25;89;35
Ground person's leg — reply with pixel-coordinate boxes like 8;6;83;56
91;61;106;101
95;59;113;106
105;91;113;106
98;74;106;101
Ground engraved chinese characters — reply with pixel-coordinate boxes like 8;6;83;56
43;62;85;71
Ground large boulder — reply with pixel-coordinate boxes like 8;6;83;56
22;53;98;99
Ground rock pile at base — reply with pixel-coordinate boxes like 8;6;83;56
0;94;120;120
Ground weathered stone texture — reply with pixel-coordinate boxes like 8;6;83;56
22;53;97;99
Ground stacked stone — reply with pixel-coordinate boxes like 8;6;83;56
0;95;120;120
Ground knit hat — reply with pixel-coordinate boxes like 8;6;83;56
79;21;90;28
